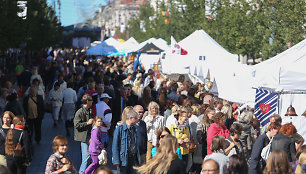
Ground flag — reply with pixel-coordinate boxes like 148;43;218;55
171;36;188;55
254;88;278;126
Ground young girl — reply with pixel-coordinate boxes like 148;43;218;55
83;117;104;174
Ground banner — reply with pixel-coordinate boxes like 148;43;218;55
255;88;278;126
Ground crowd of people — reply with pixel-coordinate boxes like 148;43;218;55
0;49;304;174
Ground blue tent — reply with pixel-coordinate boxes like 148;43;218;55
86;42;118;56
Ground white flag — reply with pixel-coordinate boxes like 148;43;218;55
170;36;181;55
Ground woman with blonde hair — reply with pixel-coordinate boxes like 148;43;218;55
295;152;306;174
133;79;143;98
264;150;291;174
221;103;234;129
117;106;134;126
135;135;186;174
144;101;165;161
203;106;215;131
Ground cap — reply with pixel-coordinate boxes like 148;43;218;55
101;93;112;99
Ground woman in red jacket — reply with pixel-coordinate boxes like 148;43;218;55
206;112;230;155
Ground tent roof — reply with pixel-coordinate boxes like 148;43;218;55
254;39;306;70
125;37;139;45
139;43;164;54
86;42;117;56
161;29;255;104
253;39;306;90
179;30;238;62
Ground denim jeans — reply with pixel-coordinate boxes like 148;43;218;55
102;132;109;148
79;142;90;173
117;155;138;174
62;103;75;121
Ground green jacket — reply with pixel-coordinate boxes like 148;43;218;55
73;106;93;142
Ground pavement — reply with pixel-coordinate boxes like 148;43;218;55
27;112;116;174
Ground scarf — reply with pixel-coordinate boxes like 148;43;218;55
14;125;24;130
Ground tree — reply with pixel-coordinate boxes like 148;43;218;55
0;1;26;51
0;0;62;52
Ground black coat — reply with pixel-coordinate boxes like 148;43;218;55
112;96;127;126
136;120;147;155
167;159;186;174
127;94;139;106
271;132;296;162
248;134;270;174
23;95;44;120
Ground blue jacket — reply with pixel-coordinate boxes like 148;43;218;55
136;120;148;155
112;122;141;166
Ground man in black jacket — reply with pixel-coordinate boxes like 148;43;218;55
134;105;147;165
248;123;280;174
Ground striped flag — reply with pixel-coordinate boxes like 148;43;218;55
254;88;279;126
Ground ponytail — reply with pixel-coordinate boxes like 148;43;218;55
5;129;14;155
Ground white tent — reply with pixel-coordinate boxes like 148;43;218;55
122;37;139;53
253;39;306;139
161;30;256;104
128;38;170;53
104;37;123;50
253;39;306;90
129;38;170;72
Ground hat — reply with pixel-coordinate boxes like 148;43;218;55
101;93;112;99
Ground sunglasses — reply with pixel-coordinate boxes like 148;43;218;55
87;99;93;101
160;135;166;139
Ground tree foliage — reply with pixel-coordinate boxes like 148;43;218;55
0;0;62;51
128;0;305;60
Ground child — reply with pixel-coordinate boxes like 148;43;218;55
83;117;104;174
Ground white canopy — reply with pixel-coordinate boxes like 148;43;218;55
122;37;139;53
161;30;256;104
253;39;306;90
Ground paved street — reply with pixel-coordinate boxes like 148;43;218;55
27;113;116;174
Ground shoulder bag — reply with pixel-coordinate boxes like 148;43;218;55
13;131;24;157
261;137;273;161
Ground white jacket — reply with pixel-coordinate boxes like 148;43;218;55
144;114;165;146
49;89;62;107
96;101;112;133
